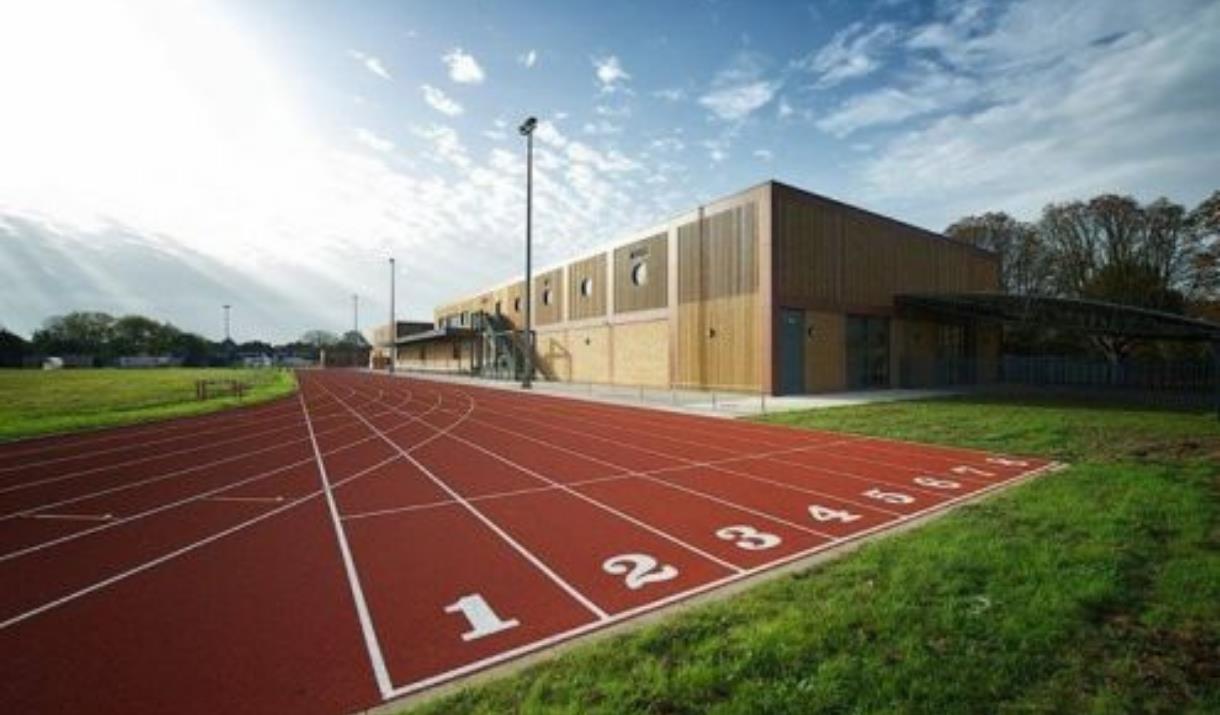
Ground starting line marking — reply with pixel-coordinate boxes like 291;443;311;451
24;512;114;522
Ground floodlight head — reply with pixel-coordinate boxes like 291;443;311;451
519;116;537;136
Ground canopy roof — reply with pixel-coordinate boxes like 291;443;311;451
895;293;1220;342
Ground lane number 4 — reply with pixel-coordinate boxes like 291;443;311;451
715;525;782;550
603;553;679;590
444;593;520;642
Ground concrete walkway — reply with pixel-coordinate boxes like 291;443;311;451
381;369;960;418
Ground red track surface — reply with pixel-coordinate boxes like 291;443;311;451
0;371;1056;714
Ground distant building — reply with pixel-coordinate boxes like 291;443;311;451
389;180;1001;394
117;355;183;368
370;321;434;369
238;353;274;368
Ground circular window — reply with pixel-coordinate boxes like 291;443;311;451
580;277;594;297
631;262;648;287
513;297;521;312
542;288;553;306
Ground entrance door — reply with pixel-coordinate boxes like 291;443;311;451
779;309;805;394
846;315;890;389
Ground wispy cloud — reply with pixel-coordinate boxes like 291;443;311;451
353;127;394;153
421;84;463;116
799;22;899;88
593;55;631;92
347;49;392;81
652;87;686;101
582;119;621;135
443;47;484;84
518;49;537;68
753;148;773;161
698;51;778;122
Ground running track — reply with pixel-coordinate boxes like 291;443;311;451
0;370;1057;714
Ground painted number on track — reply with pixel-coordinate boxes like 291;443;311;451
603;553;679;590
715;525;782;551
951;465;995;478
862;488;915;505
986;457;1028;467
808;505;862;523
444;593;520;641
914;476;961;490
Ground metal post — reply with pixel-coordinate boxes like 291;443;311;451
1212;340;1219;422
388;258;396;375
519;117;537;389
223;304;231;342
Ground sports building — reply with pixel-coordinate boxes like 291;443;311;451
386;180;1001;395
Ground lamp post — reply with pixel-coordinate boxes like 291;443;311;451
223;304;231;342
519;116;537;389
388;257;396;374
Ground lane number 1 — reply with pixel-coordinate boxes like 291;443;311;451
444;593;519;641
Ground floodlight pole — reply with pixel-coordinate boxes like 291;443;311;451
388;258;396;374
352;293;359;335
223;304;231;342
520;116;537;389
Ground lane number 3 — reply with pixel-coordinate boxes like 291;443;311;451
715;525;782;550
444;593;520;642
603;553;679;590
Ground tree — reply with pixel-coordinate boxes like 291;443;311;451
300;330;339;348
0;328;28;367
945;212;1050;295
340;330;370;347
32;312;116;358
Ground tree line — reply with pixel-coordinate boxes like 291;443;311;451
0;312;370;368
945;189;1219;358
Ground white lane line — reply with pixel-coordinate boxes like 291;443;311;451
419;402;838;541
429;395;898;517
347;384;746;576
0;417;314;495
25;513;114;522
378;458;1065;700
0;399;306;463
0;452;402;632
0;415;374;522
205;496;286;504
299;387;396;701
315;378;610;621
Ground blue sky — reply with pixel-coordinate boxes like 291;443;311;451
1;0;1218;341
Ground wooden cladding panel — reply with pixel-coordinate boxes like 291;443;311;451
614;233;668;313
774;186;999;308
567;254;607;321
613;320;669;386
678;204;758;304
533;269;564;326
676;294;759;390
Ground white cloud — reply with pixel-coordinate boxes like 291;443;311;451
650;137;685;152
699;81;778;121
412;124;471;170
583;120;621;135
857;0;1220;227
753;149;773;161
348;49;392;81
519;49;537;68
801;22;899;88
593;55;630;92
421;84;463;116
353;128;394;153
653;87;686;101
816;87;938;137
443;47;484;84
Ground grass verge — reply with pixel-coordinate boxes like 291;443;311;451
403;396;1220;714
0;367;298;441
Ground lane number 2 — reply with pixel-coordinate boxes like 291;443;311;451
715;525;782;551
603;553;679;590
444;593;519;641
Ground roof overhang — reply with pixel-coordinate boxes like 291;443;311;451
895;292;1220;342
392;326;476;346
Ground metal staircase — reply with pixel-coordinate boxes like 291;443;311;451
472;311;530;381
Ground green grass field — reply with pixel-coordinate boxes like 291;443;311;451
405;397;1220;714
0;368;298;441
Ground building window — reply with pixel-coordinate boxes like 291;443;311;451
495;301;502;315
580;277;594;297
631;262;648;287
513;296;521;312
542;288;553;306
